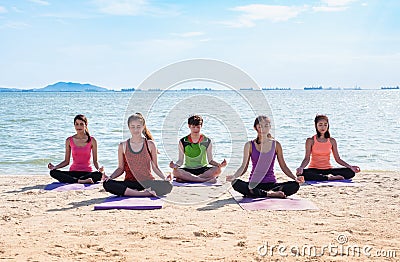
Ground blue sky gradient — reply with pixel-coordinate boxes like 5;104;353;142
0;0;399;89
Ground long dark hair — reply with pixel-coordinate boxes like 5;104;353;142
315;114;330;138
253;115;272;144
74;114;91;142
127;112;154;140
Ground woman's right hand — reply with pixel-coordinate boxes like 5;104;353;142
296;167;303;175
226;175;235;182
47;163;55;170
169;161;178;169
102;175;111;182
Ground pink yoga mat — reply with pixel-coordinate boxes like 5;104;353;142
172;180;223;187
306;180;360;187
43;182;101;191
229;190;318;211
94;196;163;210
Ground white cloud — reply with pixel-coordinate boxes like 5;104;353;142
313;0;357;12
11;6;24;13
93;0;148;16
228;4;308;27
0;6;8;13
312;6;348;12
321;0;358;6
172;32;205;38
0;21;30;29
28;0;50;6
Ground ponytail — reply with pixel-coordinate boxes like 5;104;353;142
74;114;91;142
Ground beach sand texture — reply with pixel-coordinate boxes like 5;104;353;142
0;172;399;261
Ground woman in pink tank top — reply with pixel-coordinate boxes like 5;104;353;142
296;115;361;181
48;115;104;184
103;113;172;197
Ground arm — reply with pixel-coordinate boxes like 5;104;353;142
226;142;251;181
331;138;360;173
206;142;227;167
106;143;125;180
169;141;185;169
147;140;170;181
276;141;304;183
48;138;71;170
90;137;103;172
296;138;313;175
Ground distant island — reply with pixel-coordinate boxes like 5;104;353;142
0;82;111;92
304;86;362;90
381;86;399;90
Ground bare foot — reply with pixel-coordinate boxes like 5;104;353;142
267;191;286;198
144;187;157;196
78;178;94;184
205;178;217;184
328;175;345;181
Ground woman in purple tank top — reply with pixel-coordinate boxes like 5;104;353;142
47;115;104;184
226;116;304;198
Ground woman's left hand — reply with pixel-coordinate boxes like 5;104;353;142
219;159;227;168
165;172;173;182
351;166;361;173
295;176;305;184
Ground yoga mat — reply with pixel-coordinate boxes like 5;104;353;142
172;180;223;187
43;182;101;191
94;196;163;210
229;189;318;211
306;180;360;187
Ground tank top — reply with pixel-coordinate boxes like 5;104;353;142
248;140;277;184
309;135;333;169
123;139;155;182
180;134;210;169
69;136;92;172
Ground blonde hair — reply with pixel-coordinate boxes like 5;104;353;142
127;113;154;140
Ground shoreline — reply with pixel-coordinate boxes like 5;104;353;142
1;172;399;261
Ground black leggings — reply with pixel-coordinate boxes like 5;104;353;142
302;168;355;181
103;180;173;196
232;179;300;197
50;169;102;183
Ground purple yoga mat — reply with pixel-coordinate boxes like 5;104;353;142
94;196;163;210
306;180;360;187
229;190;318;211
172;180;223;187
43;182;101;191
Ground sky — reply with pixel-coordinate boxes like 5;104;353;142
0;0;399;90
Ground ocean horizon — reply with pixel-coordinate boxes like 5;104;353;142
0;89;399;176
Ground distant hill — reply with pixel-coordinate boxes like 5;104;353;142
36;82;109;92
0;87;22;92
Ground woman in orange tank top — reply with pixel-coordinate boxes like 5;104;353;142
103;113;172;196
296;115;360;181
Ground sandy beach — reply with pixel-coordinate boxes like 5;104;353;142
0;172;399;261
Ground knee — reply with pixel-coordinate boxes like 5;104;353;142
49;169;57;178
102;180;113;192
347;171;356;179
231;179;243;190
287;182;300;195
156;182;173;196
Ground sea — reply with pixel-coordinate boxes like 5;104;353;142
0;89;399;176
